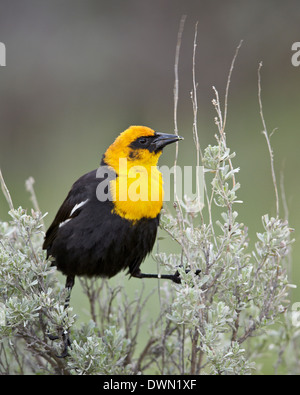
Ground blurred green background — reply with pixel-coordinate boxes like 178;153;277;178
0;0;299;373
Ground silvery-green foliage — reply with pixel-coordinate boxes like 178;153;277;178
0;208;70;373
67;324;131;375
0;207;133;375
158;133;295;375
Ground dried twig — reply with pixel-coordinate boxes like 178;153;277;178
222;40;243;134
0;169;14;210
25;177;45;230
173;15;186;231
190;22;205;220
258;62;280;218
174;15;186;137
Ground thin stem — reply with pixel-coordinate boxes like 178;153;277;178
174;15;186;137
222;40;243;134
258;62;280;218
0;169;14;210
25;177;45;230
173;15;186;233
191;22;205;220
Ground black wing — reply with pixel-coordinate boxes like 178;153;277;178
43;170;98;252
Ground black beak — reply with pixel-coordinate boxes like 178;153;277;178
151;133;184;152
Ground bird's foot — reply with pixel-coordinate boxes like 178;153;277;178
171;269;201;284
47;329;72;358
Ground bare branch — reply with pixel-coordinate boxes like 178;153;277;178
258;62;280;217
0;169;14;210
222;40;243;134
25;176;45;230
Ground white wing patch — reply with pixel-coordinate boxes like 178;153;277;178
58;199;89;228
70;199;89;216
59;219;72;228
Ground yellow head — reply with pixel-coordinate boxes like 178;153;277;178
103;125;183;222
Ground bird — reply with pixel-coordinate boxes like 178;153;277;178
43;125;185;354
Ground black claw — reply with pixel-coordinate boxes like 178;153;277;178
57;333;71;358
171;270;182;284
47;332;59;341
47;330;72;358
170;269;202;284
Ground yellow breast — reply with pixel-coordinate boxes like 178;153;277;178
110;161;164;222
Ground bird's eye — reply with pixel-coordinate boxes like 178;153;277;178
129;136;151;150
139;138;148;145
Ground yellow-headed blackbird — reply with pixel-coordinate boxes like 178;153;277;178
43;126;184;303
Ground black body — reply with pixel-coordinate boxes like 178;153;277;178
43;169;159;279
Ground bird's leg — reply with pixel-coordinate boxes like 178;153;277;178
131;269;201;284
64;275;75;310
47;275;75;357
132;270;181;284
59;275;75;357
